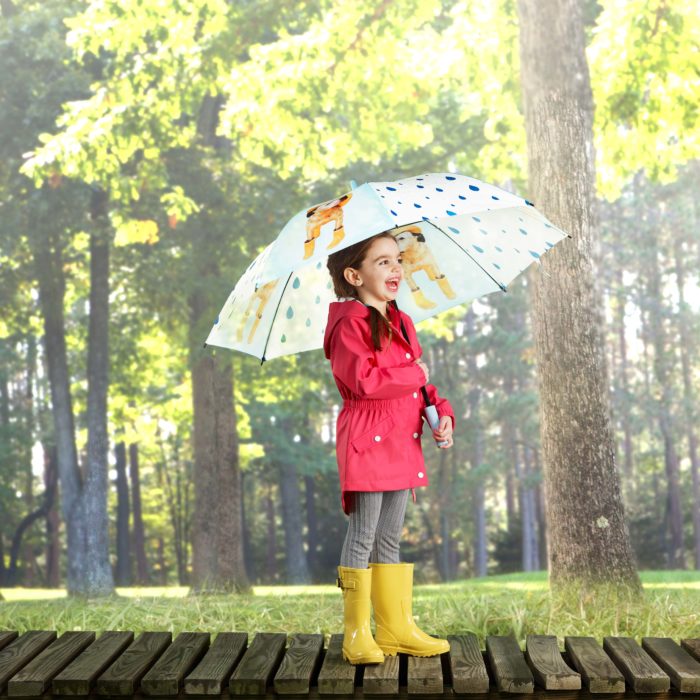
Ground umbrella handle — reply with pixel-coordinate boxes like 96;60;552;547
424;404;449;448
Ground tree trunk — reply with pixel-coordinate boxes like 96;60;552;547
45;443;61;588
641;207;684;569
190;317;249;592
672;233;700;569
114;441;131;586
304;474;318;577
278;457;311;584
517;0;642;594
129;443;149;584
82;220;115;595
30;227;87;595
266;486;277;582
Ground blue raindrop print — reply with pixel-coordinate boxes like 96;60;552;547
519;228;528;236
448;226;460;234
391;210;398;216
436;187;444;192
491;195;500;200
495;246;503;252
529;250;541;259
545;241;554;248
414;203;422;208
315;295;321;303
316;261;322;269
446;175;456;180
525;199;535;206
514;248;521;253
458;195;466;200
306;318;311;327
469;185;480;191
446;210;456;216
417;185;425;189
422;216;430;221
281;334;286;343
286;306;294;319
326;280;332;288
480;228;489;235
544;223;553;228
473;245;484;253
293;277;301;288
387;186;397;191
472;216;481;222
493;263;501;270
214;315;219;325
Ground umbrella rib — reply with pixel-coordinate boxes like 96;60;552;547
259;270;295;365
422;219;507;293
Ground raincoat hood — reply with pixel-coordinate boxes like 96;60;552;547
323;298;374;359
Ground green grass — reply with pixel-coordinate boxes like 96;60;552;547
1;571;698;648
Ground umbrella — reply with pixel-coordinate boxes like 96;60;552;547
204;172;570;362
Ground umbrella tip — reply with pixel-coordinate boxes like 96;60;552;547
349;180;358;190
260;355;265;366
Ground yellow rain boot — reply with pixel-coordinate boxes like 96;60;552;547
337;566;385;665
411;287;436;309
436;275;457;299
369;562;450;657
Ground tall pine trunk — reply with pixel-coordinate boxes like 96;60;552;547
129;443;149;584
517;0;641;594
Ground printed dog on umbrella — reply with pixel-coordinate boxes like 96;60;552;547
236;278;279;344
303;192;353;259
391;225;456;309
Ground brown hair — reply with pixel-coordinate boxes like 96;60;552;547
326;232;397;351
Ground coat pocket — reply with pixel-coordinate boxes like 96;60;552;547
351;414;396;454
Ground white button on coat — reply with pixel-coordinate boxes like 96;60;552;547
418;472;424;478
374;435;381;441
405;352;411;358
413;392;418;398
413;432;419;438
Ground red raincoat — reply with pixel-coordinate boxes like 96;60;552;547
323;298;456;515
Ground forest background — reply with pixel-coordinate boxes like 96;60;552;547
1;0;699;598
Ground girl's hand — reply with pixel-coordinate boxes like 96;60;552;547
433;415;454;449
415;359;429;384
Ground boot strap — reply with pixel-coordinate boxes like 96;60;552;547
336;577;356;590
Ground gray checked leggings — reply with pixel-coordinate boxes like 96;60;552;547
339;489;410;568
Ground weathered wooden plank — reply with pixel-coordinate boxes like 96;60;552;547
316;634;356;696
362;653;399;695
485;635;534;693
52;631;134;695
525;635;580;690
641;637;700;693
229;632;286;696
602;636;669;694
407;654;443;695
141;631;209;696
96;631;171;695
682;639;700;663
185;632;248;695
8;631;95;696
273;633;324;695
0;631;56;693
564;636;625;693
446;634;489;694
0;633;18;652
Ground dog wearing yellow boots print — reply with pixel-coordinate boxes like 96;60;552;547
391;225;456;309
303;193;353;259
236;278;279;345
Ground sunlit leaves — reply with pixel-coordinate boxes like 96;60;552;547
589;0;700;200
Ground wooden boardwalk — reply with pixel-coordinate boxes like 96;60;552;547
0;630;699;697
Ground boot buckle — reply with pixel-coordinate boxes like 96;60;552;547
336;577;356;590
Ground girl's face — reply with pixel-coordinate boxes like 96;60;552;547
344;236;403;309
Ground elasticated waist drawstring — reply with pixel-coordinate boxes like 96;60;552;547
342;394;421;410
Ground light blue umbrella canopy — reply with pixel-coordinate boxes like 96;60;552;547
205;172;569;363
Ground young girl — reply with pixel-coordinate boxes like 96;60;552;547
323;231;455;665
